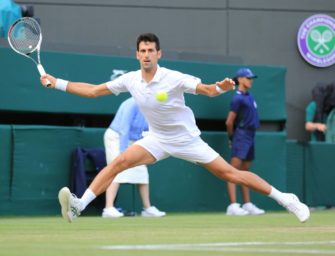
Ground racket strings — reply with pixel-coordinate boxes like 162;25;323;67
8;19;41;55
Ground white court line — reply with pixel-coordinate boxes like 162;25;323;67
101;240;335;255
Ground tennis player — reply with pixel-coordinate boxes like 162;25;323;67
103;97;165;218
41;33;310;223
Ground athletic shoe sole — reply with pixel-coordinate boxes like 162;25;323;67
226;212;249;216
245;211;265;215
243;209;265;215
287;194;310;223
58;187;71;223
102;213;124;218
141;212;166;217
296;202;310;223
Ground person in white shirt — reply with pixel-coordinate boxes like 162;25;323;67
41;33;310;223
103;97;165;218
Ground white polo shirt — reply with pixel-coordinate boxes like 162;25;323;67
106;66;202;142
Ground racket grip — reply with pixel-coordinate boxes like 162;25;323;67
37;64;52;87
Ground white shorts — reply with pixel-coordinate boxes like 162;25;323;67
104;128;149;184
135;134;219;164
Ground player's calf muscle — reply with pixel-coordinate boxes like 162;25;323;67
203;158;270;194
203;157;236;177
88;167;117;195
219;169;243;184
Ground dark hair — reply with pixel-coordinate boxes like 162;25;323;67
136;33;160;51
233;77;239;85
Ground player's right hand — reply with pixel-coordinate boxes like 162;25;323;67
40;74;56;88
216;78;235;91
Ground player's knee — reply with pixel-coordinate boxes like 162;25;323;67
113;154;133;171
220;168;242;184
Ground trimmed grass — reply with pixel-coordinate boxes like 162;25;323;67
0;211;334;256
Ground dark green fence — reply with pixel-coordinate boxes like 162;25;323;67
2;127;333;215
286;140;335;207
0;47;286;120
0;125;287;215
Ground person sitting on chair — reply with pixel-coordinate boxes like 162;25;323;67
305;100;327;141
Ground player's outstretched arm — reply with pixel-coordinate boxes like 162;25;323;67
40;74;112;98
196;78;235;97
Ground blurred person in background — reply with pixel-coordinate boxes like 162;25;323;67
305;101;327;141
225;68;265;216
0;0;34;37
305;82;335;141
0;0;21;37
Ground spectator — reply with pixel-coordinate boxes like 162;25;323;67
0;0;21;37
305;100;327;141
103;97;166;218
225;68;265;216
305;82;335;141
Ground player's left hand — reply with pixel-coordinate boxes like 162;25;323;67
216;78;235;91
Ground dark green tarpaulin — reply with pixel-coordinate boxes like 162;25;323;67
0;47;286;120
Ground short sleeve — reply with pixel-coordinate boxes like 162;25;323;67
230;95;241;113
176;72;201;95
306;101;316;122
106;74;129;95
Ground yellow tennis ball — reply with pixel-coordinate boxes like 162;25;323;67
155;90;168;102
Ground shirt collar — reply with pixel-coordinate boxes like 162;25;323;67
237;89;249;95
140;65;161;83
151;65;162;83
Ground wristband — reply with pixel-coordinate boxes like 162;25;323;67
55;79;69;92
216;85;227;94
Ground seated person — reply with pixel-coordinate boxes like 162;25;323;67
305;101;327;141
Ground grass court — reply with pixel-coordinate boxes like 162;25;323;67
1;210;334;256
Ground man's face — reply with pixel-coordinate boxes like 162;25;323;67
136;41;161;72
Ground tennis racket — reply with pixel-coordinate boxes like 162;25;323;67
7;17;51;87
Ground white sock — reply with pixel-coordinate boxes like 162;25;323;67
79;189;96;211
268;186;286;204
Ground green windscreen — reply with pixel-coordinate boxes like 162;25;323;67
0;47;286;120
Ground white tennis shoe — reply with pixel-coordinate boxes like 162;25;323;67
58;187;82;223
226;203;249;216
281;193;310;222
242;202;265;215
141;206;166;217
102;207;124;218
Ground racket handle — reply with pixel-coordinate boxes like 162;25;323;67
37;64;51;87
